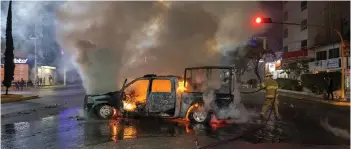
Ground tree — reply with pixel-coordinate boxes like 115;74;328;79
2;1;15;95
226;48;250;82
280;59;313;80
229;39;276;84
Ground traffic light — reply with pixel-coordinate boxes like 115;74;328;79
254;17;273;24
255;17;262;24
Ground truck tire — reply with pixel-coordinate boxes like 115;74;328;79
188;105;211;124
94;104;114;119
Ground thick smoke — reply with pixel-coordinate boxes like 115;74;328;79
56;1;266;94
201;73;250;124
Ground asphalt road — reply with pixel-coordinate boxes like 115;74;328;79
1;87;350;149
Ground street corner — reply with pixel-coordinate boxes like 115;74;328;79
1;94;40;104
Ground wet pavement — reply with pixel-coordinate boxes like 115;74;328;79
1;87;350;149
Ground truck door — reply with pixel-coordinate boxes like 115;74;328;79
147;79;176;114
124;79;150;113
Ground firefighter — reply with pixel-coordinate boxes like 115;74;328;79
260;72;280;120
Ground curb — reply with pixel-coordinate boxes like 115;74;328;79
1;94;23;98
278;93;351;107
1;95;40;104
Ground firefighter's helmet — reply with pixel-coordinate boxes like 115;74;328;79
265;72;273;77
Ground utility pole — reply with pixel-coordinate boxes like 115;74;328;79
31;24;38;88
62;51;66;86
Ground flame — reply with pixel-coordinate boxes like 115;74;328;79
123;101;137;112
177;80;188;92
185;103;199;121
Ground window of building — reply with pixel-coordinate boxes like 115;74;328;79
301;1;307;11
151;79;172;92
316;51;327;60
284;28;288;38
284;12;288;22
301;19;307;31
328;48;340;59
301;40;307;49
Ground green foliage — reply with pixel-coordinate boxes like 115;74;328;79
2;1;15;94
276;78;303;91
301;72;341;94
281;59;313;79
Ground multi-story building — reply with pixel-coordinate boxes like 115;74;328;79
281;1;349;60
278;1;350;94
281;1;350;72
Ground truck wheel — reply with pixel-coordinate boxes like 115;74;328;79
188;105;211;124
95;104;114;119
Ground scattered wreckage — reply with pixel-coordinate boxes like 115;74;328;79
84;66;236;124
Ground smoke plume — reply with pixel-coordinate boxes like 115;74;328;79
56;1;266;94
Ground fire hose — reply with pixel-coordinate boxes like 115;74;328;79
195;87;277;149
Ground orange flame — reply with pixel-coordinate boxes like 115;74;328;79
185;103;199;121
177;80;188;92
123;101;137;112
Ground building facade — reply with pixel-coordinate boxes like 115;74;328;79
282;1;349;53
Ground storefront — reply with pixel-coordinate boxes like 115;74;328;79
36;66;57;85
1;58;29;82
265;59;283;79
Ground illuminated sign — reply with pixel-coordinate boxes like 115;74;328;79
14;58;28;64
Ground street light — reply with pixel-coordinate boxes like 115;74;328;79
257;17;347;100
30;24;38;88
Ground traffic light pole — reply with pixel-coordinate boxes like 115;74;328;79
260;19;346;100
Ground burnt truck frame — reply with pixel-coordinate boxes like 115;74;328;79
85;66;235;124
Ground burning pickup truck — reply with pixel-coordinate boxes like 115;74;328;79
84;66;235;124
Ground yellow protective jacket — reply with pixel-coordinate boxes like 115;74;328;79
260;79;278;98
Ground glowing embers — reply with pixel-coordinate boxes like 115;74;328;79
209;114;228;131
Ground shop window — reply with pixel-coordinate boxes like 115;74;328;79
151;79;172;93
328;48;340;59
301;1;307;11
284;28;288;38
301;19;307;31
301;40;307;49
316;51;327;60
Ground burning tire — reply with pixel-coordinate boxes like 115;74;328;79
95;104;114;119
188;104;211;124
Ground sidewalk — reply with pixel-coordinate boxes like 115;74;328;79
1;84;81;103
1;84;82;92
240;88;351;107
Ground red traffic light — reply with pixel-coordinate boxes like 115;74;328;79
255;17;262;24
